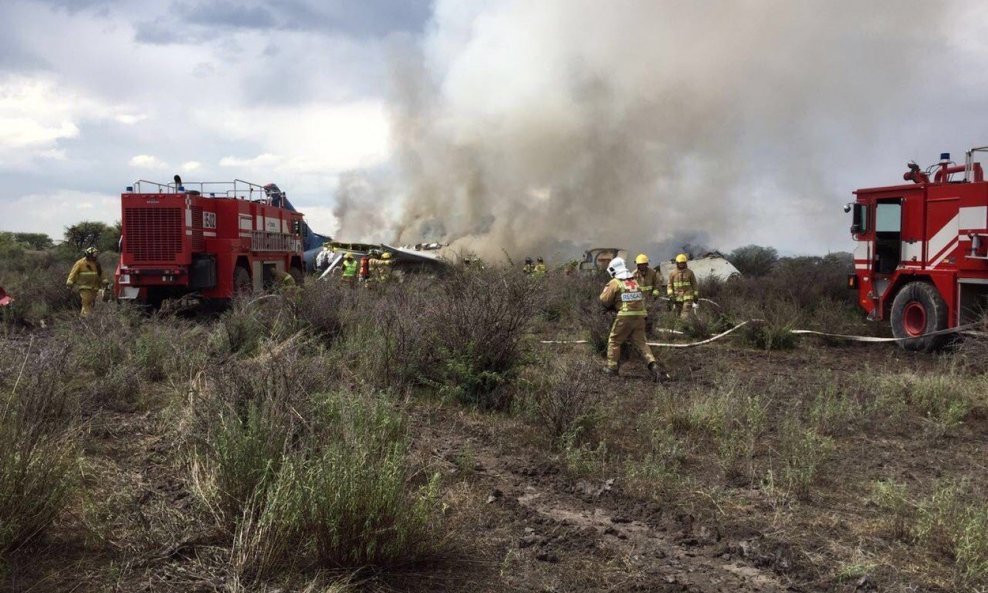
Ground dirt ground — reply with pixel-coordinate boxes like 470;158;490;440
2;331;984;593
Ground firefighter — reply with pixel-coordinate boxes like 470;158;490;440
632;253;662;334
369;251;394;285
667;253;699;318
533;257;548;278
315;242;333;271
599;256;663;382
522;257;534;275
66;246;108;316
340;253;358;287
274;270;298;293
358;255;371;285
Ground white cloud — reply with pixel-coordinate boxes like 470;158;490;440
203;101;390;173
129;154;168;169
114;113;148;125
219;153;282;168
0;190;119;238
181;160;202;172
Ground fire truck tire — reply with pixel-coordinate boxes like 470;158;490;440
889;281;948;352
233;265;252;296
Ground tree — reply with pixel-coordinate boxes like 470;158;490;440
63;221;121;253
11;232;54;250
728;244;779;277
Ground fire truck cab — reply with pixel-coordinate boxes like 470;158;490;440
848;147;988;350
115;178;306;307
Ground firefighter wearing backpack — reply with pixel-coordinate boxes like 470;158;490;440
66;247;108;316
668;253;699;318
599;256;663;382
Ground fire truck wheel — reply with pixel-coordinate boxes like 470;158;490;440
233;266;252;296
890;281;948;352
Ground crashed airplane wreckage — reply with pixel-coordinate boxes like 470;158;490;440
316;241;450;280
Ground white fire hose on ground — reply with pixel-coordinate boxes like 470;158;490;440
541;320;984;349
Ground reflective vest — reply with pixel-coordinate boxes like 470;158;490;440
342;259;358;278
66;258;104;290
601;278;647;317
668;268;698;302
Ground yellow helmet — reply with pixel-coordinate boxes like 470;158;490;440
381;252;392;260
344;252;354;260
635;253;649;265
675;253;688;264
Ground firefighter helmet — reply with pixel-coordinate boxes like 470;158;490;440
344;252;354;260
635;253;649;265
525;257;533;265
381;252;392;260
675;253;688;264
607;257;632;280
84;247;98;257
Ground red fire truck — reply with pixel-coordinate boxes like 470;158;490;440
848;147;988;351
115;177;306;307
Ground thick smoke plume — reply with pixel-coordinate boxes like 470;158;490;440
341;0;945;259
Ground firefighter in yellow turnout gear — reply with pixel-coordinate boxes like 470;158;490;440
632;253;662;334
533;257;547;278
599;257;664;382
668;253;699;318
66;247;108;316
368;251;394;285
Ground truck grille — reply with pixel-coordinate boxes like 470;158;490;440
124;207;183;262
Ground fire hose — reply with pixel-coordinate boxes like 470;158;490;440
541;320;984;349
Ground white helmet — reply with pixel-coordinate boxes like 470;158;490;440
606;257;632;280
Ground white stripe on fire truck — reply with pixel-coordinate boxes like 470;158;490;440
186;208;192;227
925;213;958;265
928;237;958;269
959;206;988;230
203;231;217;238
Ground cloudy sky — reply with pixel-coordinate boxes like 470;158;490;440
2;0;988;257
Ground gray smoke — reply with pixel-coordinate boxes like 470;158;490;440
339;0;946;259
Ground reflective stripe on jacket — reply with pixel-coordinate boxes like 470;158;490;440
633;267;661;296
66;258;104;290
599;278;647;317
667;268;698;302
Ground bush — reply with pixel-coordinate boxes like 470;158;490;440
0;341;80;557
190;378;444;580
524;356;604;448
914;481;988;588
329;269;538;409
778;418;833;498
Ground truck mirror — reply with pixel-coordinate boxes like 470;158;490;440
850;203;867;234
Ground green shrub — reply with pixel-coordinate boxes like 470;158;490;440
0;342;80;557
524;356;604;448
191;388;444;580
870;479;912;540
778;418;833;498
914;481;988;588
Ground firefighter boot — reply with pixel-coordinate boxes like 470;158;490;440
647;361;666;383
